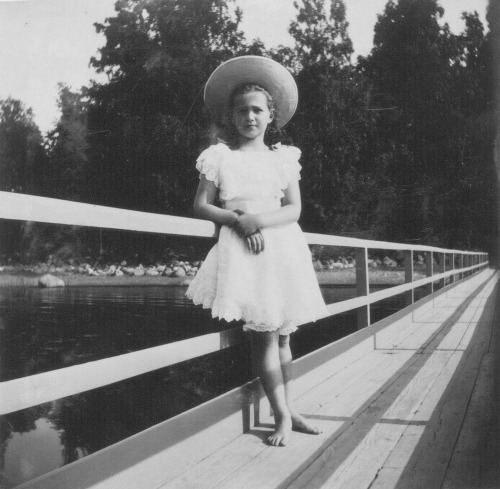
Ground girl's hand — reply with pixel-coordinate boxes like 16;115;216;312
232;211;260;237
246;230;265;255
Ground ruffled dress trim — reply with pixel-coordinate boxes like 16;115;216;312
243;322;298;336
195;143;230;186
272;143;302;189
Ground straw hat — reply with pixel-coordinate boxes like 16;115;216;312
204;56;298;128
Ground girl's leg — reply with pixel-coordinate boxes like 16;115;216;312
278;334;322;435
251;330;292;446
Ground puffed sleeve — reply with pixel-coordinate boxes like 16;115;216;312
275;144;302;188
195;143;229;187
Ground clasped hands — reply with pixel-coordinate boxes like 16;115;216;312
230;209;265;255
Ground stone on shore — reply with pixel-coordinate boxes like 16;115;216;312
38;274;65;288
383;256;397;267
171;267;186;277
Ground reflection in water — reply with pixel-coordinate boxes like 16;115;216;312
0;284;402;487
0;345;253;488
0;286;231;381
1;418;63;488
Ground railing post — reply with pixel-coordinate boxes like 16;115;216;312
438;252;446;289
404;250;414;306
450;253;455;284
356;247;370;329
459;254;464;280
426;251;433;295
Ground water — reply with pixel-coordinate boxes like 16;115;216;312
0;283;402;487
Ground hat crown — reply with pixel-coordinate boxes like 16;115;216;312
204;56;298;129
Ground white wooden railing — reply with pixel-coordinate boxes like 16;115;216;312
0;191;488;416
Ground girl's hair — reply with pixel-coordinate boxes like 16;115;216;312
210;83;286;148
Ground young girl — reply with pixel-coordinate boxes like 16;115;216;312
186;56;328;447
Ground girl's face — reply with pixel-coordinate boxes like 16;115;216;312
231;91;274;144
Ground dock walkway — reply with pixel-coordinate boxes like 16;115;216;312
161;269;499;489
18;269;499;489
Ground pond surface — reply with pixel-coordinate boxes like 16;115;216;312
0;283;405;487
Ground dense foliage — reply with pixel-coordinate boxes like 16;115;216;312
0;0;496;263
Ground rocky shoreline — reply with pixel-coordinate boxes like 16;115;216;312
0;259;424;288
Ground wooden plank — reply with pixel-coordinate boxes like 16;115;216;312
427;251;435;295
442;358;500;486
305;349;458;489
162;342;415;488
292;338;375;402
287;276;498;489
382;351;455;422
390;279;498;489
384;322;444;351
304;228;487;255
405;249;414;306
161;429;270;489
369;425;426;489
0;191;216;238
285;352;429;489
370;351;465;487
373;315;415;350
209;351;416;489
356;247;370;328
0;327;244;415
161;338;388;488
375;271;490;353
314;422;408;488
296;350;415;419
437;321;472;351
457;321;479;350
1;191;488;258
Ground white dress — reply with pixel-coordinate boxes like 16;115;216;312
186;143;327;335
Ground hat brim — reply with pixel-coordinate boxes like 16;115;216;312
204;56;298;129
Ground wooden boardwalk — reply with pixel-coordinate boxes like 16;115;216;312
18;269;499;489
160;270;499;489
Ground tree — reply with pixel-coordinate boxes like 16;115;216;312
359;0;496;250
289;0;353;69
84;0;248;217
0;98;45;260
449;11;496;253
279;0;386;238
44;84;88;200
0;98;44;194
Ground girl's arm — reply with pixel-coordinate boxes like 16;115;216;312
194;175;265;254
233;179;302;236
193;174;238;226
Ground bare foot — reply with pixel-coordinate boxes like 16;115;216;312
291;412;322;435
268;416;292;447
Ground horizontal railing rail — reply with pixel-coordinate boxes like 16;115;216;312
0;191;488;253
0;191;489;415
